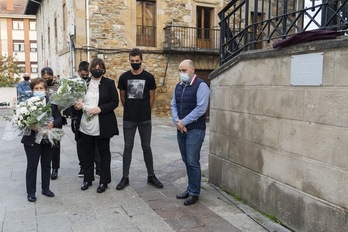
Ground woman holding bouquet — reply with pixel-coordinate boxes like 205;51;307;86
21;78;62;202
73;58;119;193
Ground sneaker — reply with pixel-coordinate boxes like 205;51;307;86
116;177;129;190
78;168;84;178
147;175;163;188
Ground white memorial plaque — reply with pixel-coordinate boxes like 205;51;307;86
290;52;323;86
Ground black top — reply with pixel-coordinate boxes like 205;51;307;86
118;70;156;122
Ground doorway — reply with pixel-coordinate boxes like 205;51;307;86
197;6;213;49
195;69;212;120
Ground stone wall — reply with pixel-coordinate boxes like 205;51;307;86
209;36;348;232
99;52;218;117
34;0;224;116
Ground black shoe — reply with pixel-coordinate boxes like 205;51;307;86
176;190;189;199
42;190;55;197
78;168;84;178
51;169;58;180
147;175;163;188
184;195;199;206
97;183;108;193
81;181;92;190
116;177;129;190
27;194;36;202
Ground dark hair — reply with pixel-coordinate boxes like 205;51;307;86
129;48;143;60
30;77;47;90
78;61;89;72
89;58;106;74
41;67;53;77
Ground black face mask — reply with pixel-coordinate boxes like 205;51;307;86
23;76;30;81
91;69;103;78
46;78;54;86
131;63;141;70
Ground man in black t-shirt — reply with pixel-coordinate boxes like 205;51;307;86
116;48;163;190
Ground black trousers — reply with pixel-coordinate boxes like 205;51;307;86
51;142;60;170
24;142;54;194
80;132;111;184
76;136;101;170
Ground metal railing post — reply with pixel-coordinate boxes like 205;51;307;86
244;0;250;51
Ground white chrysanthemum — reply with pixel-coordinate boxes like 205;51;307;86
30;106;37;111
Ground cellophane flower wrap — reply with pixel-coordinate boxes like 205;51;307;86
51;77;86;110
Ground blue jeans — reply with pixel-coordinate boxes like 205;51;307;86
177;129;205;196
122;120;154;178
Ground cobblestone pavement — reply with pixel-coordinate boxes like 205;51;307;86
0;109;290;232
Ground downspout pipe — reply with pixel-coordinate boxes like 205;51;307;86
86;0;90;62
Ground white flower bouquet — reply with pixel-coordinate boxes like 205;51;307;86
12;96;52;135
51;77;86;110
2;96;65;145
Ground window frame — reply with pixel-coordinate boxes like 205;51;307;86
13;41;25;52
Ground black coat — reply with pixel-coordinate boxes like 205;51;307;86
21;101;63;146
74;76;119;139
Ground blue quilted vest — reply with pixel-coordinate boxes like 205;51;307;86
174;77;207;131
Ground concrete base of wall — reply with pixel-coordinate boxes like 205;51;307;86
208;35;348;232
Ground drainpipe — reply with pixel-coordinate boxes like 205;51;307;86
86;0;90;62
69;34;75;78
30;0;44;68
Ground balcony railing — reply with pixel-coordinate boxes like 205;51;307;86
164;25;220;54
219;0;348;65
137;25;156;47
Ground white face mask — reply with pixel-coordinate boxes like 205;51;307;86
33;91;46;98
180;73;190;82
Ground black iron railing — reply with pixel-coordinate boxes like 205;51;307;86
164;25;220;54
219;0;348;65
137;25;156;47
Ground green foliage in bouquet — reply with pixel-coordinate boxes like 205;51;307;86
51;77;86;109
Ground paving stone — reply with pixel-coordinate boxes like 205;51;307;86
0;112;288;232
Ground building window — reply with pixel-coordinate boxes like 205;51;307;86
29;20;36;30
30;63;38;73
136;0;156;47
13;20;24;30
18;63;26;73
13;42;25;52
30;42;37;52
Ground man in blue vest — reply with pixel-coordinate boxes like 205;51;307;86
171;59;210;206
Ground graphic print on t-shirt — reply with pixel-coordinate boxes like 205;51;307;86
127;79;145;99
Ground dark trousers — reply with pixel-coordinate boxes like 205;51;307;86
24;143;54;194
122;120;154;178
76;136;101;171
51;142;60;169
80;132;111;184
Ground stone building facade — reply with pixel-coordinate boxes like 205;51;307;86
25;0;228;116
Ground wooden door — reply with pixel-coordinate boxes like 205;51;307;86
195;69;212;120
197;7;213;49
